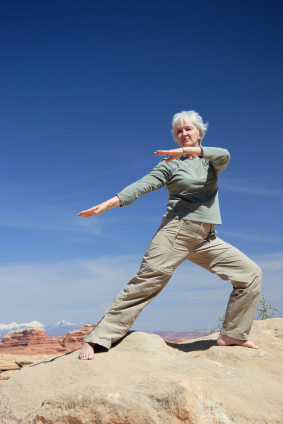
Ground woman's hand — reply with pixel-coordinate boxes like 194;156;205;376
154;148;183;162
77;195;122;217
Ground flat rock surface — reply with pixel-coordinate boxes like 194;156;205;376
0;319;282;424
0;354;58;387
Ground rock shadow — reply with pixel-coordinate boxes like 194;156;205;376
166;339;217;353
113;331;218;353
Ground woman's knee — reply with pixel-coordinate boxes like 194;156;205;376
242;259;262;286
231;261;262;291
245;263;262;295
128;264;173;292
254;264;262;290
252;263;262;282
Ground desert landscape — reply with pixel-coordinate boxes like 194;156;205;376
0;324;202;388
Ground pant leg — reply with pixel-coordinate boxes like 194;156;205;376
189;226;262;341
84;218;190;349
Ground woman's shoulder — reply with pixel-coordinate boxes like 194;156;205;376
150;158;180;179
160;158;181;171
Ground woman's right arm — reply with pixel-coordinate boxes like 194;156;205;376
78;160;173;217
77;195;122;217
117;161;173;207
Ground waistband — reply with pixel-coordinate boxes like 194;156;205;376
162;217;215;233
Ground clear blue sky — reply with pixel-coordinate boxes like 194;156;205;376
1;0;282;330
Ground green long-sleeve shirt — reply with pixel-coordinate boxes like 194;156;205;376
117;147;230;225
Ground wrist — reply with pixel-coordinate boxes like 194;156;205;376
114;195;122;207
105;196;120;210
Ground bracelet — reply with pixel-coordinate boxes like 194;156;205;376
182;147;186;157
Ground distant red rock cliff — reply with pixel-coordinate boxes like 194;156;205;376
0;325;96;355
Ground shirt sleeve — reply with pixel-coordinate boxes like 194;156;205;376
117;160;173;207
201;147;230;174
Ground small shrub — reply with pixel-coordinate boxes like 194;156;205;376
256;295;282;320
204;295;282;336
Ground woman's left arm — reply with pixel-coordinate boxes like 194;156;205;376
155;146;230;174
154;147;203;162
201;147;230;174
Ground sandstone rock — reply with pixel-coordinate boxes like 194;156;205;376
0;360;20;371
0;319;282;424
0;328;63;355
1;328;48;346
0;370;19;380
61;325;96;350
0;354;58;388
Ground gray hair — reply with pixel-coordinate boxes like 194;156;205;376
172;110;209;144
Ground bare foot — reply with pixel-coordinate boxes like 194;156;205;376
79;342;95;360
217;334;258;349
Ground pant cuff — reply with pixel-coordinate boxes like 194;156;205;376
83;335;111;350
220;328;249;341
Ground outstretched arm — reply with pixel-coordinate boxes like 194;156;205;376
77;195;122;217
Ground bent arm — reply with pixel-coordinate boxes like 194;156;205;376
77;195;122;217
154;147;203;162
201;147;230;174
155;146;230;174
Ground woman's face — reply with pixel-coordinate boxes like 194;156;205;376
175;120;201;148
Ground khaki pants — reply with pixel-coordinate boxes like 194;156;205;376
84;218;262;349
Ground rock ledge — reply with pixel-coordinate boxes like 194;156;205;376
0;319;282;424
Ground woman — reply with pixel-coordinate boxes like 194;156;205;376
78;110;262;360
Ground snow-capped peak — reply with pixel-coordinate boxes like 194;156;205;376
45;321;88;335
0;321;44;331
0;321;45;338
0;322;19;330
21;321;45;328
0;320;89;337
54;320;77;326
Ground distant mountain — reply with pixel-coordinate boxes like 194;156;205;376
0;321;44;338
45;320;89;335
0;320;91;339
